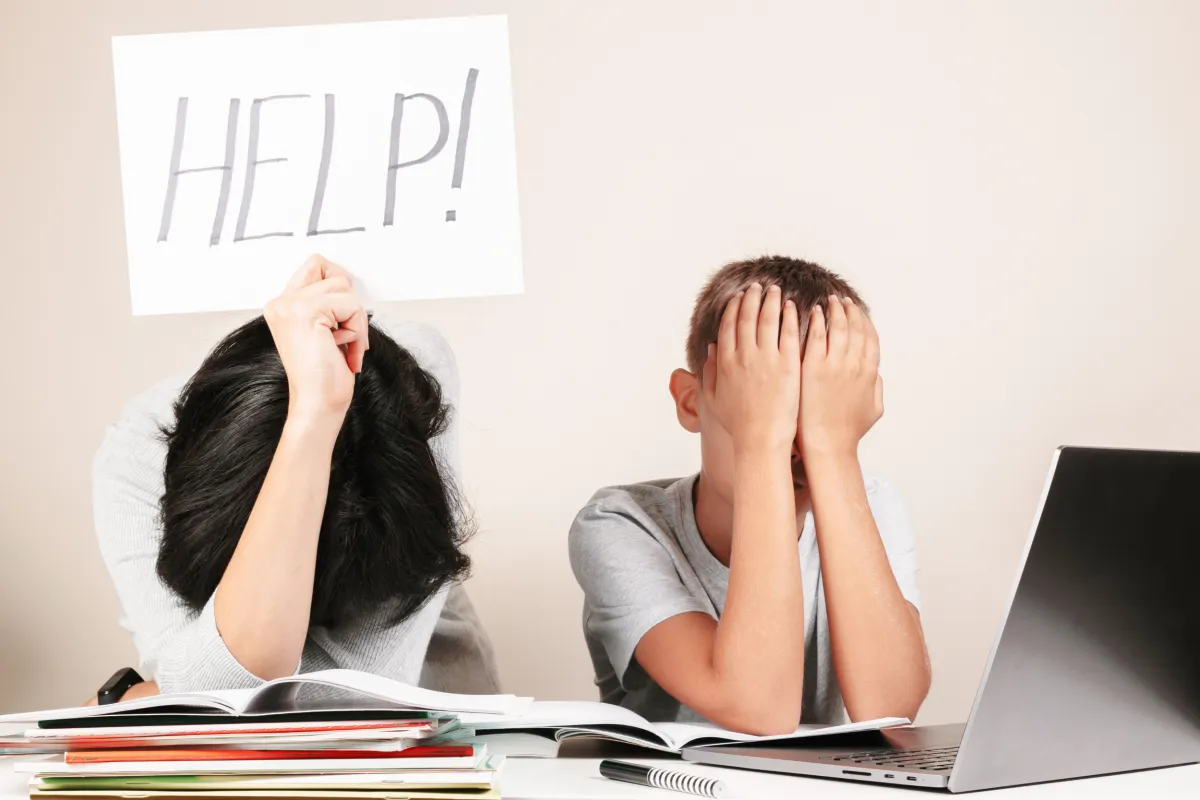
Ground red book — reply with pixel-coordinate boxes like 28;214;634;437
65;745;473;764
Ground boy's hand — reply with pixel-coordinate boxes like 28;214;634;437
264;255;369;424
703;283;801;455
800;295;883;457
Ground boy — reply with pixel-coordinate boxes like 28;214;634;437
569;256;930;735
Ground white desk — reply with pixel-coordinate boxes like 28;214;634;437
3;749;1198;799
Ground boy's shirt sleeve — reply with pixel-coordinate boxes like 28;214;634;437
866;476;923;613
569;495;710;685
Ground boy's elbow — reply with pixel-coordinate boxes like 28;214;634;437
746;711;802;737
846;702;917;724
844;661;931;723
844;686;928;723
708;693;801;736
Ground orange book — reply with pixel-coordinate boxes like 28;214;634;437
65;746;473;764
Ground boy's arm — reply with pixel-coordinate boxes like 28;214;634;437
802;297;931;722
636;284;807;735
635;450;803;734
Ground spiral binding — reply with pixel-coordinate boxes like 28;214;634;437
647;766;728;798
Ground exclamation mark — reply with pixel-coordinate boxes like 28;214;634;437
446;67;479;222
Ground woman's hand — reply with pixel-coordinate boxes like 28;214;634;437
213;255;368;680
264;255;369;423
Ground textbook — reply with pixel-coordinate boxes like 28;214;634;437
21;755;504;799
0;670;531;724
29;769;500;790
449;700;909;754
16;749;491;776
30;789;500;800
27;766;504;800
1;724;449;755
61;745;477;765
30;771;499;789
452;731;562;758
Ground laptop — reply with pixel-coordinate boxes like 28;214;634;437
684;446;1200;792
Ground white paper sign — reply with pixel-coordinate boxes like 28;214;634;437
111;16;523;315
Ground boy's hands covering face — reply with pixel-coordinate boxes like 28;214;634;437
800;295;883;457
703;283;801;455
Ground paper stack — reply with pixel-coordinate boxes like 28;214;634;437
0;670;531;799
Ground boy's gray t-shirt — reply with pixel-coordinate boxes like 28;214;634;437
568;473;921;725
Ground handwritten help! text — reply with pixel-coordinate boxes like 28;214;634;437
157;69;479;246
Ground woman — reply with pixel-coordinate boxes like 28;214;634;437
92;255;498;700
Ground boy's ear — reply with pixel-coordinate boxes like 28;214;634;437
669;368;702;434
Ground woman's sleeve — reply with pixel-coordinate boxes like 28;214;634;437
93;380;268;693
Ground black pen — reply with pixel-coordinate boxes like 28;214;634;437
599;759;728;798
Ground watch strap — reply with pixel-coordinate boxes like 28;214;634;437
97;667;144;705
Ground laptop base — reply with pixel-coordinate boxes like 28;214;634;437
684;723;964;790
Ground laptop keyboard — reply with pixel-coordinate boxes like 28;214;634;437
823;746;959;773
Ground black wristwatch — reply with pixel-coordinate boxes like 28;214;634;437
97;667;144;705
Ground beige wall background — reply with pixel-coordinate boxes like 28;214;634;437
2;0;1198;722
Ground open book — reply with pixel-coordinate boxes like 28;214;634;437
0;670;531;724
3;672;904;754
448;700;908;754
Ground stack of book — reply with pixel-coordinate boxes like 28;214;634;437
1;668;912;797
0;670;531;800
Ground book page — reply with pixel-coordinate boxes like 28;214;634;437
0;690;253;724
456;700;671;749
666;716;910;749
450;732;560;758
242;670;531;716
457;700;656;731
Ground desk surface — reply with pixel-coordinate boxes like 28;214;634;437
2;743;1198;799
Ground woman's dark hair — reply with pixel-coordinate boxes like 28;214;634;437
157;317;472;628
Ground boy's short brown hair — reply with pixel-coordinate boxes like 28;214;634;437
685;255;867;374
